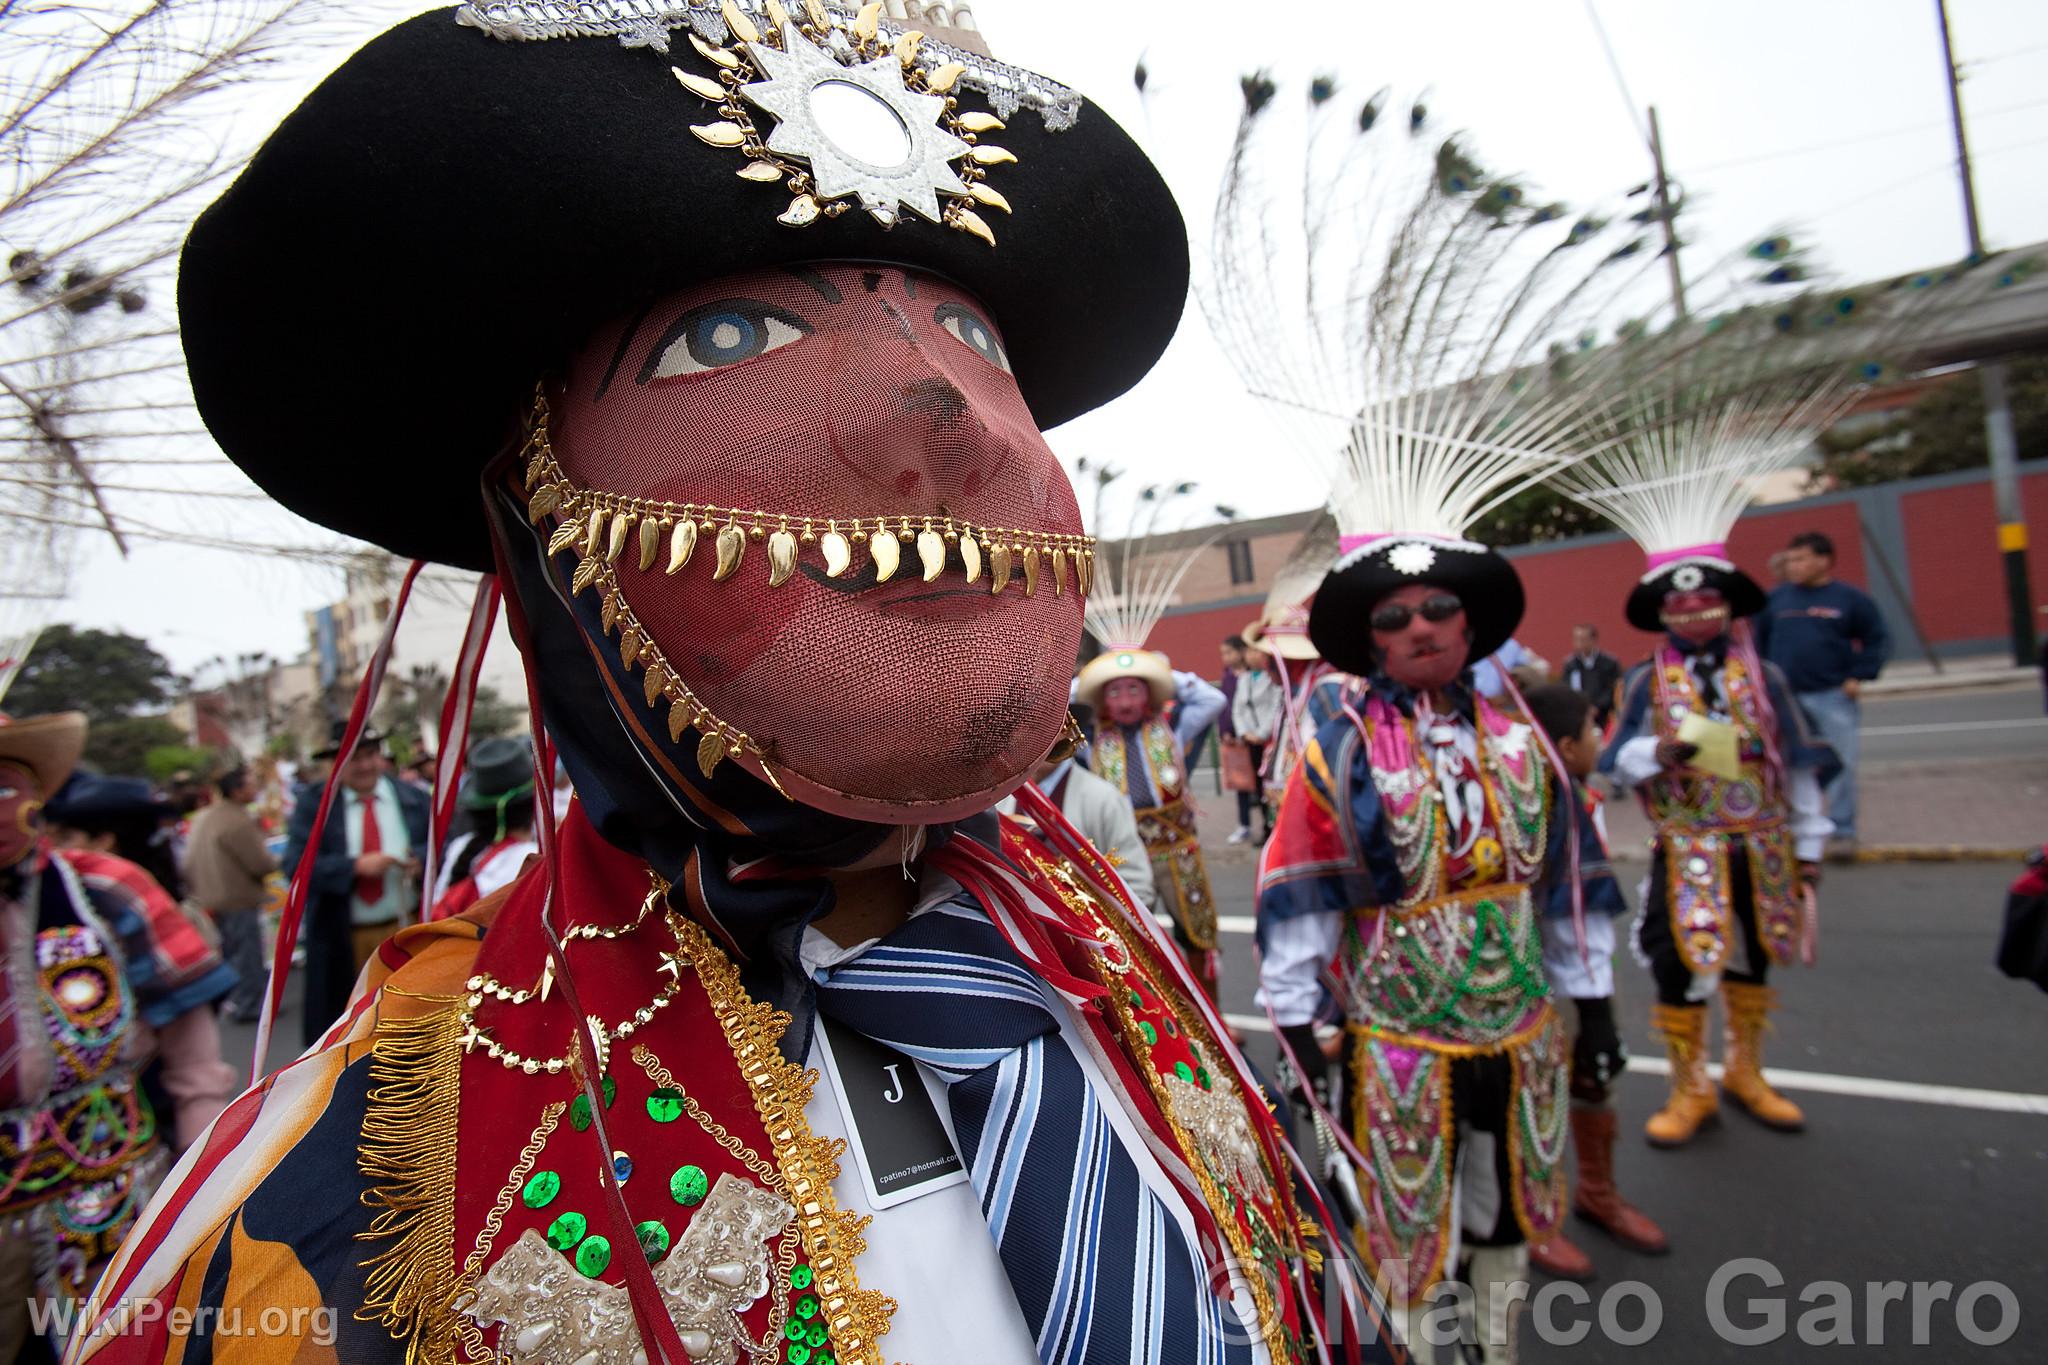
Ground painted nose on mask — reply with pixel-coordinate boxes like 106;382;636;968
826;334;1019;508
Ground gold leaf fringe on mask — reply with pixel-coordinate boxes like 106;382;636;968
356;996;467;1365
522;420;1094;600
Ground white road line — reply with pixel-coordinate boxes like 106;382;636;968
1218;914;1257;936
1862;717;2048;736
1624;1058;2048;1115
1216;1013;2048;1115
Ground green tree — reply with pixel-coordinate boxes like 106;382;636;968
86;716;186;776
469;686;525;740
1473;484;1618;549
10;626;188;773
1814;356;2048;489
10;624;177;719
144;744;215;784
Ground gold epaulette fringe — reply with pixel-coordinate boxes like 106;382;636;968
356;995;467;1365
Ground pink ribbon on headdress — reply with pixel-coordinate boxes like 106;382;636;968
1645;541;1729;570
1336;531;1388;554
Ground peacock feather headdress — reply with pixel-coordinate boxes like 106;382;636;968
1072;461;1235;708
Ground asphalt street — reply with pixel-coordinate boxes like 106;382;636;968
1206;857;2048;1364
215;688;2046;1362
1852;683;2045;765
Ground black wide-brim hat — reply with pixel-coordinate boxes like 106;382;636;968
1624;556;1767;632
312;720;386;761
178;5;1189;570
461;735;536;804
1307;534;1525;678
44;774;174;829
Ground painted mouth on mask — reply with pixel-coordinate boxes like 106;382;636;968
1661;607;1730;626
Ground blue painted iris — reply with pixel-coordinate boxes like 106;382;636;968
934;301;1009;373
641;299;813;381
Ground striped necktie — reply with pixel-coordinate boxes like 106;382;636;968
814;898;1259;1365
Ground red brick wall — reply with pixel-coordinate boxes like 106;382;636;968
1510;501;1871;667
1146;601;1266;681
1126;467;2048;681
1898;473;2048;643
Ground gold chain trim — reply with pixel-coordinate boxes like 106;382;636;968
467;883;664;1005
631;1045;801;1361
660;876;898;1365
453;1102;566;1363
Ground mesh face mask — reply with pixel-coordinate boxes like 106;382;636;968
531;262;1090;823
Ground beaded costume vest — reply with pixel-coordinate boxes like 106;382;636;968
1;855;166;1304
1335;693;1552;1051
1326;694;1569;1304
347;807;1320;1365
1639;645;1806;974
1090;718;1184;806
1642;646;1784;834
1090;717;1217;954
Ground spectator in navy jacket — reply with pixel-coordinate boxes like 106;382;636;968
1756;530;1890;856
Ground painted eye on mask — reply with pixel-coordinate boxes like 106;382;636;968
934;301;1010;373
641;299;814;381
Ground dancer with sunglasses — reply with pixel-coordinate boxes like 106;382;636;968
1553;321;1844;1153
1259;498;1610;1360
1252;388;1638;1364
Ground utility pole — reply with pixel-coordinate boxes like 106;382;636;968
1646;105;1688;318
1936;0;2035;664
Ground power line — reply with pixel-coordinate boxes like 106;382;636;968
1974;39;2048;66
1581;0;1650;148
1686;95;2048;175
1801;129;2048;224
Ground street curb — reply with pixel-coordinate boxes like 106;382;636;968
1844;845;2033;863
1610;845;2031;864
1860;668;2037;697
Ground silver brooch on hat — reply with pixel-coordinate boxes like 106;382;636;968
1387;540;1437;576
1670;563;1704;591
679;1;1013;241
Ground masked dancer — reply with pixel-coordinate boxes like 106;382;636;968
70;7;1388;1363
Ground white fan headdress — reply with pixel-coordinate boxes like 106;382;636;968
1073;462;1235;707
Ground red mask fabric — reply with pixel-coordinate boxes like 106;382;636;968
537;263;1088;823
1100;677;1152;728
1661;587;1729;646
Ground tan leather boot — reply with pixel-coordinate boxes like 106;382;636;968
1720;980;1805;1131
1571;1107;1669;1253
1644;1004;1717;1147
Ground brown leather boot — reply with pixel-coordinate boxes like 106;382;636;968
1571;1107;1670;1254
1720;981;1805;1131
1644;1003;1717;1147
1528;1229;1596;1281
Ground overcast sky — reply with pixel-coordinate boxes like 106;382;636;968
54;0;2048;674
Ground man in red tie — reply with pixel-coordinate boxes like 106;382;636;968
282;724;429;1046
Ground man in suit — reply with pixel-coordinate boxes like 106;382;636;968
282;724;429;1046
1563;623;1623;729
